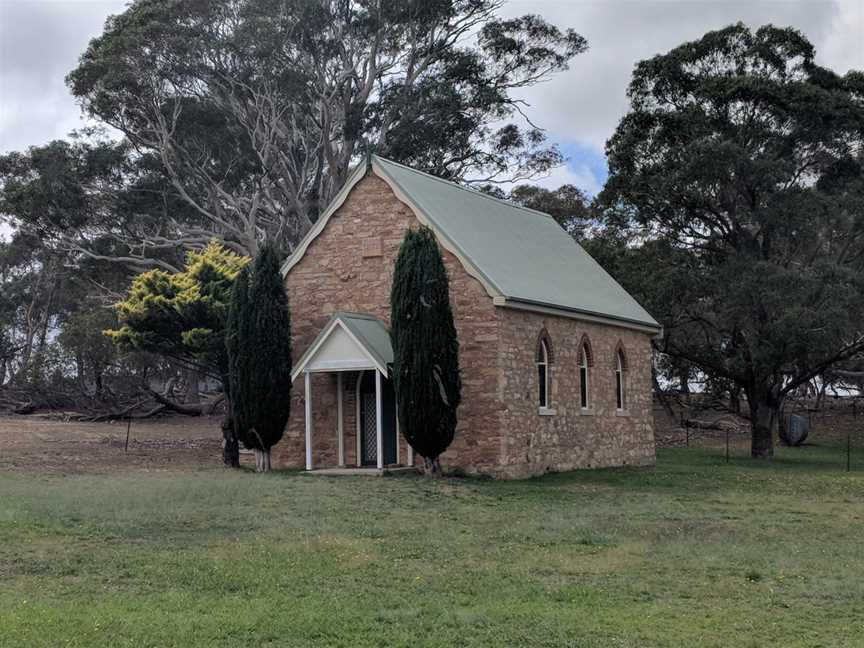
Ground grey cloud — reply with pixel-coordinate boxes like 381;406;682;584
502;0;856;153
0;0;128;152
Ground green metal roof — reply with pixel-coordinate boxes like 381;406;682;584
371;156;660;330
336;311;393;368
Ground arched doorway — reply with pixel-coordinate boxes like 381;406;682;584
357;370;397;466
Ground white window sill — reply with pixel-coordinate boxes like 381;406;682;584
538;407;557;416
615;409;630;417
579;407;593;416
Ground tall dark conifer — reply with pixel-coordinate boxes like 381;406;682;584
390;227;461;474
225;266;251;463
226;244;291;472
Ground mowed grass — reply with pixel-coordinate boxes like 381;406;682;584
1;446;863;647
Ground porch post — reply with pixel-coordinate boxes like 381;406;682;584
304;371;312;471
337;372;345;467
375;369;384;470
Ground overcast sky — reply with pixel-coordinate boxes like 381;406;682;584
0;0;862;201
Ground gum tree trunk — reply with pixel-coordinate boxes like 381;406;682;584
748;388;780;459
185;367;200;404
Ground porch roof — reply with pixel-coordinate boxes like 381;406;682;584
290;312;393;382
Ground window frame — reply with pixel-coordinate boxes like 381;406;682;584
537;338;550;409
579;346;590;410
615;348;626;411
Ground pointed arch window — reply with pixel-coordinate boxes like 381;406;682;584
579;346;589;409
537;338;550;408
615;348;627;411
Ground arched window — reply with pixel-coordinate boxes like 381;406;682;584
579;346;589;409
578;334;593;410
615;348;627;410
537;338;550;408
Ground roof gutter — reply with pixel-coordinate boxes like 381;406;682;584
493;296;664;337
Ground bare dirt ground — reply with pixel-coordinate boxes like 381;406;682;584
0;414;229;475
3;399;862;475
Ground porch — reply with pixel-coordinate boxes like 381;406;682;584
291;313;415;472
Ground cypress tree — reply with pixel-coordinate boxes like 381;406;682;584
390;226;461;475
225;266;251;463
226;244;292;472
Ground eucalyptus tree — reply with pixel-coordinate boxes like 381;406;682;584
67;0;587;257
601;24;864;458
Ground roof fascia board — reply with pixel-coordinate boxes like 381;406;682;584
281;161;370;277
305;361;376;372
291;316;341;381
494;296;663;337
370;158;504;301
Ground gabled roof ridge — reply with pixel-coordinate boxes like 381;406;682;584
371;155;556;222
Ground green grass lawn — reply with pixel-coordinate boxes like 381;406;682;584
1;446;863;647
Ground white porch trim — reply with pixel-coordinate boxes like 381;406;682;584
304;372;312;471
337;372;345;467
375;370;384;471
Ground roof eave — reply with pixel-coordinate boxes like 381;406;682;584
494;296;663;336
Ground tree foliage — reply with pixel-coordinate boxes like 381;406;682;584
107;241;250;379
67;0;587;256
390;227;461;473
225;244;291;472
509;184;593;238
600;23;864;458
0;137;191;273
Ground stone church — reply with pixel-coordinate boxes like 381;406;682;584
274;155;660;478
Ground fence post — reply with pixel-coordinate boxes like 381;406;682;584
725;427;730;464
125;415;132;453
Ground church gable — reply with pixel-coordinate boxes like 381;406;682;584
284;172;498;339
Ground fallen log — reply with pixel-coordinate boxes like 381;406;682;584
84;401;167;423
682;417;743;432
146;388;223;417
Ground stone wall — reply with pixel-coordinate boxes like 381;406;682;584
275;171;656;478
494;308;656;478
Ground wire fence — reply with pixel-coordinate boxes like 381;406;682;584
655;396;864;472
